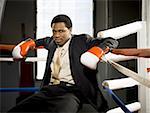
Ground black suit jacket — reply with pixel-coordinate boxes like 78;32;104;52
35;34;109;112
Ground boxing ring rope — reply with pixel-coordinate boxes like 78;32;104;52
106;102;141;113
104;86;138;113
102;77;139;90
97;21;149;113
0;57;46;62
0;87;40;92
97;21;143;39
101;56;149;113
0;54;139;62
102;77;141;113
0;57;44;92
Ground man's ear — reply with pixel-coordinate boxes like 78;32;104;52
69;28;72;32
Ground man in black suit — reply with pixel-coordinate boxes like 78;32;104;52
9;14;118;113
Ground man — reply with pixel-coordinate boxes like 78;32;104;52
8;14;118;113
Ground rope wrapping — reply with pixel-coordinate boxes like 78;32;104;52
104;87;132;113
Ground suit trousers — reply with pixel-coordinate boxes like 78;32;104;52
8;84;81;113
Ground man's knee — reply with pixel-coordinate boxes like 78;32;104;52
55;93;80;112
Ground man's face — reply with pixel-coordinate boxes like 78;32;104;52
52;22;72;46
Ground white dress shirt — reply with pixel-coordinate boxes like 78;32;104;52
50;37;75;84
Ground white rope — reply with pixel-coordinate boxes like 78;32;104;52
102;77;139;90
106;102;141;113
0;57;47;62
0;53;141;62
102;56;150;88
97;21;143;39
1;54;150;88
104;52;138;62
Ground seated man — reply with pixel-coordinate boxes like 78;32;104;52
8;14;118;113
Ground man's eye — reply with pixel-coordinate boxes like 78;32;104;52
58;30;65;33
52;30;56;33
52;30;66;33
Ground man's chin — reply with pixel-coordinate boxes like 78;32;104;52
56;42;63;46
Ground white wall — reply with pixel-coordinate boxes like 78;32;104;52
138;0;150;113
36;0;93;79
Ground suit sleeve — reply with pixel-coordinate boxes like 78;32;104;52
35;37;52;50
85;35;119;51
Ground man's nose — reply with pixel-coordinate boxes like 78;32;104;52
54;32;60;37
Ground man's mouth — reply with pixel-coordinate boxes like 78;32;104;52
54;39;63;45
55;39;61;42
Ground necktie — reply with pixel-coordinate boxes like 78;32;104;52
53;48;61;84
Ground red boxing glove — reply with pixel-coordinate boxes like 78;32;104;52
12;39;36;58
80;46;104;70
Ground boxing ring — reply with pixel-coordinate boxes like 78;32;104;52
0;21;150;113
98;21;150;113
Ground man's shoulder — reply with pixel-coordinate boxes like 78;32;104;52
71;34;94;45
72;34;91;38
41;36;53;43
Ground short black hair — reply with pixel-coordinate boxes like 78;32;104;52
51;14;72;29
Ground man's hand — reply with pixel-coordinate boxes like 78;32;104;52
12;38;36;59
80;46;104;70
98;37;119;52
80;37;119;70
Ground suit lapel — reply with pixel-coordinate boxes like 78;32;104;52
42;40;57;86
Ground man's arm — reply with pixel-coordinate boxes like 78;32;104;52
80;37;119;70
